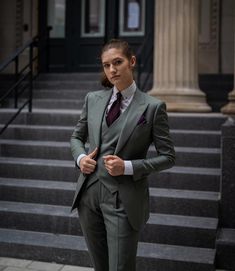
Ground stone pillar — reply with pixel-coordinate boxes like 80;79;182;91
222;90;235;115
221;13;235;114
149;0;211;112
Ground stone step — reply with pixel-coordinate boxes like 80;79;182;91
34;99;84;109
0;177;219;217
33;89;89;99
0;228;216;271
145;212;218;248
0;157;76;182
0;124;221;148
0;124;74;142
0;157;220;191
1;88;88;101
34;81;101;90
37;72;101;81
168;113;226;131
0;140;220;168
5;98;85;110
172;129;221;148
150;145;220;168
174;146;220;168
150;187;219;217
149;166;220;192
0;140;74;161
0;201;218;248
0;109;81;127
0;178;75;206
0;110;226;131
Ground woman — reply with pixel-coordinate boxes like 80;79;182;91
70;39;175;271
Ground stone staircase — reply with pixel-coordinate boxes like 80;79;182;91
0;73;227;271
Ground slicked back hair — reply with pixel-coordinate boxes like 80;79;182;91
100;39;135;88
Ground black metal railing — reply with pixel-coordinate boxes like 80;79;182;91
0;27;52;135
136;33;154;92
0;39;38;134
0;24;52;135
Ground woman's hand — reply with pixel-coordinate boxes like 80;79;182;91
103;155;124;176
80;148;98;174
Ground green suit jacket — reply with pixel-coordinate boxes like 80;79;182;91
70;88;175;230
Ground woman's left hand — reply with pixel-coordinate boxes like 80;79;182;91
103;155;124;176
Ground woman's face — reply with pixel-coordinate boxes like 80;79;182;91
102;48;136;91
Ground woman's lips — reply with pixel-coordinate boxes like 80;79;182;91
111;75;120;80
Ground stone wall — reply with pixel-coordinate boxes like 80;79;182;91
221;0;234;74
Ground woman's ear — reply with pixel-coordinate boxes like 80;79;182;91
130;56;136;68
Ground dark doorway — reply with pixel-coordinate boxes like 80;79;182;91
40;0;154;72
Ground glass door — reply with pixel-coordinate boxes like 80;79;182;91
81;0;106;37
48;0;66;38
119;0;146;36
66;0;107;71
47;0;66;71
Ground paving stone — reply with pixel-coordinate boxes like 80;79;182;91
60;266;94;271
0;258;32;268
3;267;29;271
27;261;63;271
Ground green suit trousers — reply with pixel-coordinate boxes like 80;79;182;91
78;180;139;271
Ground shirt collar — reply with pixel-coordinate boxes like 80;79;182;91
113;81;136;100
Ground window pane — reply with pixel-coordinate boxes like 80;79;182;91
48;0;66;38
119;0;145;36
81;0;105;37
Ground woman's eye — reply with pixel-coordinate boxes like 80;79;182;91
115;60;122;65
103;64;109;68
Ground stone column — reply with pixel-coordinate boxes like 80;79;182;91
148;0;211;112
221;14;235;114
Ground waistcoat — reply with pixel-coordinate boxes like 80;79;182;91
86;105;130;193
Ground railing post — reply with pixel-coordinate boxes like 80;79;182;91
28;42;33;112
46;26;52;72
14;56;19;108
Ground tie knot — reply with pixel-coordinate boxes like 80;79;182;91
116;92;122;101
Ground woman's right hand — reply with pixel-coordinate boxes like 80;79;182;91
79;148;98;174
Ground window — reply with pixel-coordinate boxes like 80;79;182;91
81;0;106;37
48;0;66;38
119;0;145;36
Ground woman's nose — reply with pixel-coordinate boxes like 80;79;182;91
110;64;116;73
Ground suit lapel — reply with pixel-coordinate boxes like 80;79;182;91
115;89;148;154
92;90;112;147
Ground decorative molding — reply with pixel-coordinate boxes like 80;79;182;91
199;0;219;50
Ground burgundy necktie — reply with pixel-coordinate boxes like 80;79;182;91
106;92;123;126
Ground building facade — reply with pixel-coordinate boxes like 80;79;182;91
0;0;234;111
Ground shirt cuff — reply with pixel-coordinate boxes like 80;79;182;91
77;154;87;167
124;160;134;175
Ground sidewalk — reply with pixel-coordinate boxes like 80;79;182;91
0;257;227;271
0;258;94;271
